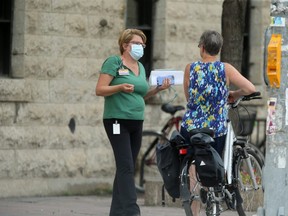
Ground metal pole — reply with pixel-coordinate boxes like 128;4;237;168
258;1;288;215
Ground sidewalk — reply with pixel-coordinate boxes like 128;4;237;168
0;196;257;216
0;195;257;216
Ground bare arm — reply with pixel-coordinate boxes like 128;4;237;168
225;63;256;100
95;73;134;97
183;63;191;102
144;78;171;100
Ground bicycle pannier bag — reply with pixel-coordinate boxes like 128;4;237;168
156;142;180;198
192;133;225;187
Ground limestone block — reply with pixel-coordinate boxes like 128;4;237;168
0;103;16;125
87;58;103;80
64;58;88;80
10;103;103;126
48;80;95;103
50;126;106;149
167;1;189;20
85;147;115;177
154;0;166;20
25;35;54;56
25;12;39;34
15;103;68;125
0;126;49;149
65;14;88;37
16;149;66;178
0;79;31;102
39;13;65;35
24;56;65;79
186;3;206;21
0;124;109;151
0;150;17;178
11;54;24;79
51;0;102;15
166;42;188;62
13;9;25;35
61;148;87;177
93;38;120;59
103;0;126;18
53;36;89;57
25;0;51;11
88;16;124;40
206;3;223;22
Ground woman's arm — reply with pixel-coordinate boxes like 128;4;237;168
225;62;256;100
144;78;171;100
183;63;191;102
95;73;134;97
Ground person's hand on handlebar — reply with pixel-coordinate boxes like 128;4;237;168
228;91;238;103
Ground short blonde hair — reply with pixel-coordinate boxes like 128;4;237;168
118;29;147;54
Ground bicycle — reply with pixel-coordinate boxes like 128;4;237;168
170;92;264;216
135;103;185;192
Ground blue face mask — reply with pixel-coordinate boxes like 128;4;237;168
129;44;144;60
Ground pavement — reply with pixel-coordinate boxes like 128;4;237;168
0;194;258;216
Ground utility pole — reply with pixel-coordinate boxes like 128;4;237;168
258;1;288;216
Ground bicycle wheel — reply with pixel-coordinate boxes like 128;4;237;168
247;142;265;166
234;148;263;212
205;189;221;216
134;131;168;192
206;201;220;216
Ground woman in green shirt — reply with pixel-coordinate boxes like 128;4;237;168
96;29;170;216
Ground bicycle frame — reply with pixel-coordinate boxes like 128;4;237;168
223;120;235;185
223;107;260;190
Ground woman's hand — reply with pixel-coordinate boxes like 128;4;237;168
228;90;240;103
96;74;134;96
157;78;171;91
121;83;134;93
143;78;171;100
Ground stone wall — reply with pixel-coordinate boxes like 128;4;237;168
0;0;270;197
0;0;126;197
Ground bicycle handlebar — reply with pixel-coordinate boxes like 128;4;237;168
230;91;262;108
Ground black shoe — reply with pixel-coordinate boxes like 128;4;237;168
200;188;207;204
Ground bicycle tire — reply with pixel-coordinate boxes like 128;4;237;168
205;187;222;216
234;148;263;213
134;131;168;193
246;142;265;166
206;201;220;216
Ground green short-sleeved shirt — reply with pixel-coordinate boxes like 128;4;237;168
100;55;149;120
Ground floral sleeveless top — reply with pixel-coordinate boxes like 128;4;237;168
181;61;229;137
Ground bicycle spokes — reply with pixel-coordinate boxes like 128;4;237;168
238;156;262;191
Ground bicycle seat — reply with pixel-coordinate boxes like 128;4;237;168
189;128;214;137
161;104;185;115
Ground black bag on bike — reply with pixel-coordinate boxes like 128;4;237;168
191;133;225;187
156;141;180;198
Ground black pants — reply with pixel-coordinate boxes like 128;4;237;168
104;119;143;216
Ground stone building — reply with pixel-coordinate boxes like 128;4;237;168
0;0;270;197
